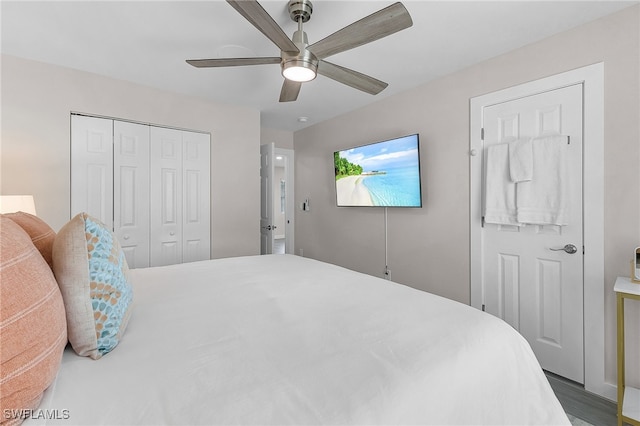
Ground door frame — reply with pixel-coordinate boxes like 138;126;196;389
260;144;296;255
275;147;295;254
470;63;607;399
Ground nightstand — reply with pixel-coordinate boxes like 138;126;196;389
615;276;640;426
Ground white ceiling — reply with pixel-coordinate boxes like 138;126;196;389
2;1;637;132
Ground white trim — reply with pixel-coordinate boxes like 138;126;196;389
70;111;210;135
470;63;607;399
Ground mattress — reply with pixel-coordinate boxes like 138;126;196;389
32;254;569;425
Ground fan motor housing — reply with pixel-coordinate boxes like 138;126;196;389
288;0;313;23
281;24;318;82
281;47;318;82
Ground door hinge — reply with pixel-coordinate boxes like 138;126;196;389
481;128;485;140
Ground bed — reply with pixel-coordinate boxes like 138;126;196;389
1;212;570;425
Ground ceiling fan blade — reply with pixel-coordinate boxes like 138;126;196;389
227;0;299;53
317;60;388;95
279;79;302;102
186;57;281;68
308;2;412;60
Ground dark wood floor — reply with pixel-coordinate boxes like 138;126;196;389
546;372;617;426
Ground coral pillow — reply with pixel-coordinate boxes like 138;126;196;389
52;213;133;360
3;212;56;269
0;217;67;424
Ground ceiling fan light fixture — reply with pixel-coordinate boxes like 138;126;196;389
188;0;413;102
282;59;317;82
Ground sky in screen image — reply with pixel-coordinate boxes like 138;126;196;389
339;135;419;172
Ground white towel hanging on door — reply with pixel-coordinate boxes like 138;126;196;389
483;143;519;225
516;135;569;225
509;138;533;183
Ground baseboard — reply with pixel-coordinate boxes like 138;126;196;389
584;379;617;402
601;382;617;402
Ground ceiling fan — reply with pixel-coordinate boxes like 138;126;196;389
186;0;413;102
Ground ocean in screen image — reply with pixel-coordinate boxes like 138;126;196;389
362;166;421;207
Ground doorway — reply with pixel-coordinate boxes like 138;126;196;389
273;148;294;254
470;64;607;398
260;143;295;255
479;84;584;383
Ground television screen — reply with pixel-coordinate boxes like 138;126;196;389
334;134;422;207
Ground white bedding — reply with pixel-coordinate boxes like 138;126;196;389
34;255;569;425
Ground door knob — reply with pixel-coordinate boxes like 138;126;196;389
550;244;578;254
262;225;277;231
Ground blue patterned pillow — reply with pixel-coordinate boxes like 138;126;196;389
53;213;133;359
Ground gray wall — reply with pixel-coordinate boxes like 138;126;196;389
294;6;639;389
261;127;294;150
1;54;261;258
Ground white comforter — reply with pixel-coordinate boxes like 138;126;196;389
35;255;569;425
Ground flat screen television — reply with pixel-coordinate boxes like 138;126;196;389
334;134;422;207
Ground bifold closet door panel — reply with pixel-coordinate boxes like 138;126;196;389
150;126;183;267
72;114;210;269
114;120;150;268
182;131;211;263
70;115;114;228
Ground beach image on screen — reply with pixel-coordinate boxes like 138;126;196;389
334;134;422;207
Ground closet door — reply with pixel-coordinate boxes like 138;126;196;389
150;127;183;266
113;120;150;268
182;131;211;262
70;115;113;228
72;115;210;268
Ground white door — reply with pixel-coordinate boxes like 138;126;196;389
260;143;274;254
150;126;183;266
72;114;211;268
70;115;113;227
182;131;211;263
480;84;584;383
113;120;150;268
